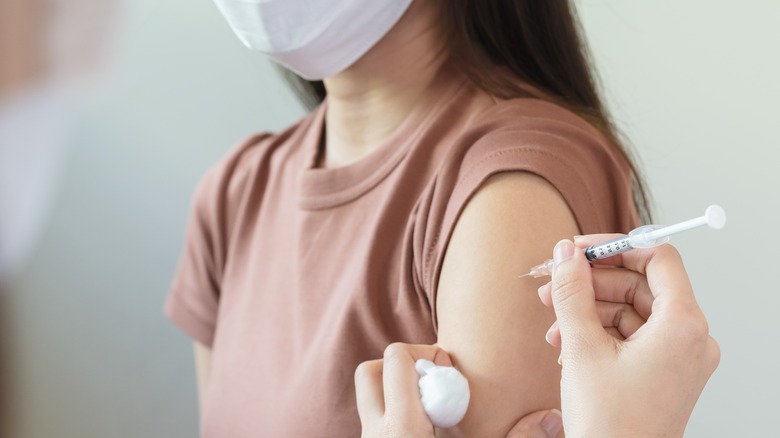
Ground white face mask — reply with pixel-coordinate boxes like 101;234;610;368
212;0;413;80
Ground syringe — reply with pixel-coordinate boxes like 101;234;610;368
518;205;727;279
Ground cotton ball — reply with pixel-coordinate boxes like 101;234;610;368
415;359;470;428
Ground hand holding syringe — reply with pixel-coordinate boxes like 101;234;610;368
519;205;727;278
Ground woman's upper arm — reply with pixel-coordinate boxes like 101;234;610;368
435;171;579;437
193;341;213;412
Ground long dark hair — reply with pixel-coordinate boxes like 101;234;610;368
280;0;652;222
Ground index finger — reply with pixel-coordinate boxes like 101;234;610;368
354;359;385;422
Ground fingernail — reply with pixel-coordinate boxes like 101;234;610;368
553;240;574;265
557;354;562;366
541;409;563;438
545;321;558;344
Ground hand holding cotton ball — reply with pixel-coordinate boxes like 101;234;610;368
415;359;470;428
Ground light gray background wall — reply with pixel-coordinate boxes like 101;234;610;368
4;0;778;436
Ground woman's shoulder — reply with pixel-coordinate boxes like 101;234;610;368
418;91;639;302
469;94;607;145
200;109;319;195
450;95;623;179
187;110;319;224
429;91;637;235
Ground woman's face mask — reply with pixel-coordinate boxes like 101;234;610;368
211;0;413;80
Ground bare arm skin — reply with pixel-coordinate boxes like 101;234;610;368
193;342;212;413
435;172;578;437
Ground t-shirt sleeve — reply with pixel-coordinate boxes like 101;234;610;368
420;100;640;329
164;133;271;347
164;163;228;348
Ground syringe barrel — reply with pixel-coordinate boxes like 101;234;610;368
585;235;633;261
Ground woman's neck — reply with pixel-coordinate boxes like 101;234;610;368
321;0;446;168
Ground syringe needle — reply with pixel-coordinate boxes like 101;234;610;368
517;273;532;279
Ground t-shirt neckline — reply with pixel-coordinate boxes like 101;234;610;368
298;64;466;210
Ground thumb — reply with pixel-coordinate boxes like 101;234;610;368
505;409;563;438
550;240;606;352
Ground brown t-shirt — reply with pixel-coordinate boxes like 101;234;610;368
164;66;639;436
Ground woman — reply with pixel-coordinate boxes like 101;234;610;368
165;1;648;436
